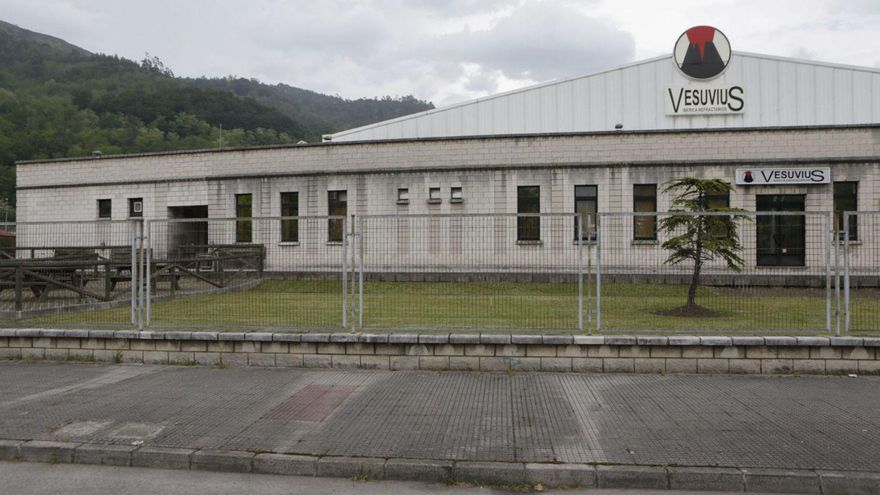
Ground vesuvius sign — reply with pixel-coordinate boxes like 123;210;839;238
735;168;831;185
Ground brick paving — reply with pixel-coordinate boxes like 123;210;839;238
1;362;879;472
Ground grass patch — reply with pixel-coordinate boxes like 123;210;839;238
23;279;880;334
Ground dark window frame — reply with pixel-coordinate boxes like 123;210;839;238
450;187;463;203
97;199;112;219
280;191;299;243
328;190;347;243
633;184;657;240
833;181;858;241
428;187;441;204
517;185;541;242
574;185;598;241
397;188;409;205
235;194;252;243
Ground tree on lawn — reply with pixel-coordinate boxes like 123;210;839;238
660;178;749;313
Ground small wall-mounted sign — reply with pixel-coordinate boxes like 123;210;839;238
735;167;831;185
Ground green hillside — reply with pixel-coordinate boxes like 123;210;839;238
0;20;434;218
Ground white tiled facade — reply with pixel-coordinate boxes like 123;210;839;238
16;126;880;223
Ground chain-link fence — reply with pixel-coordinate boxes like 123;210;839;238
145;217;347;330
844;212;880;333
3;211;878;335
595;211;834;334
0;220;138;327
356;213;585;331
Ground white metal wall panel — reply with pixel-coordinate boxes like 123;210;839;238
327;52;880;142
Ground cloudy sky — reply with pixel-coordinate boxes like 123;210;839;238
2;0;878;106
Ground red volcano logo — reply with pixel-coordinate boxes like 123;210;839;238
673;26;731;80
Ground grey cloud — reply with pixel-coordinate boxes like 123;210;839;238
430;2;634;82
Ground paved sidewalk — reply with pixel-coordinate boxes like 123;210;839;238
0;362;879;490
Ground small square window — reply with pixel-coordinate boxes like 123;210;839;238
128;198;143;218
428;187;441;204
397;188;410;204
97;199;112;219
450;187;463;203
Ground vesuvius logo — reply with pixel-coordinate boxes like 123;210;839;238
673;25;731;80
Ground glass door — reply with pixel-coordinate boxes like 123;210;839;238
756;195;806;266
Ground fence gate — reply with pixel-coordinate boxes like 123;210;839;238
355;213;586;332
595;211;836;334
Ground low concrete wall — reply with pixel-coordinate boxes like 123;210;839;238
1;329;878;375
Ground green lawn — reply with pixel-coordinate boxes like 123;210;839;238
22;279;880;335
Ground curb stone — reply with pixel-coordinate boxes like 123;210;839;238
316;456;385;479
253;453;317;477
191;450;254;473
2;440;879;493
525;463;597;487
19;440;79;464
596;465;668;489
454;461;526;485
131;447;194;470
742;468;821;494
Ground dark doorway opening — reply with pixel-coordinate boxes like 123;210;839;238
168;206;208;256
756;195;806;267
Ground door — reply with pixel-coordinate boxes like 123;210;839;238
756;195;805;266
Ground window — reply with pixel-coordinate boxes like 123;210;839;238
450;187;463;203
97;199;112;219
706;189;730;239
574;185;597;240
428;187;441;204
328;190;347;242
834;182;857;240
280;192;298;242
128;198;143;218
517;185;540;241
397;188;409;205
235;194;252;243
633;184;657;240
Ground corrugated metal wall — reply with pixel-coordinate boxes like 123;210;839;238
327;52;880;142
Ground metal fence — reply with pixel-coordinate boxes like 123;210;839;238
2;211;879;335
844;211;880;333
357;213;584;331
145;217;347;330
595;211;834;334
0;220;138;327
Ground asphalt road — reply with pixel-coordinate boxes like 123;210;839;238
0;462;801;495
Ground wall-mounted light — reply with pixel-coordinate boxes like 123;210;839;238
614;124;623;130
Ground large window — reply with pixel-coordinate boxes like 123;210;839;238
517;186;540;241
328;190;347;242
834;181;857;240
633;184;657;240
280;192;298;242
97;199;112;219
235;194;252;243
574;185;597;240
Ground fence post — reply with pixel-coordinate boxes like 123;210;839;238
145;221;151;328
833;215;840;336
358;216;364;330
844;212;851;334
577;215;584;333
825;212;832;335
137;221;144;331
595;214;602;332
14;263;22;313
342;216;348;330
130;221;138;326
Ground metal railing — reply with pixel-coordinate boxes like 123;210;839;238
595;211;834;334
2;210;878;335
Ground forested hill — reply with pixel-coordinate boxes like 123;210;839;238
0;19;434;216
188;78;433;136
